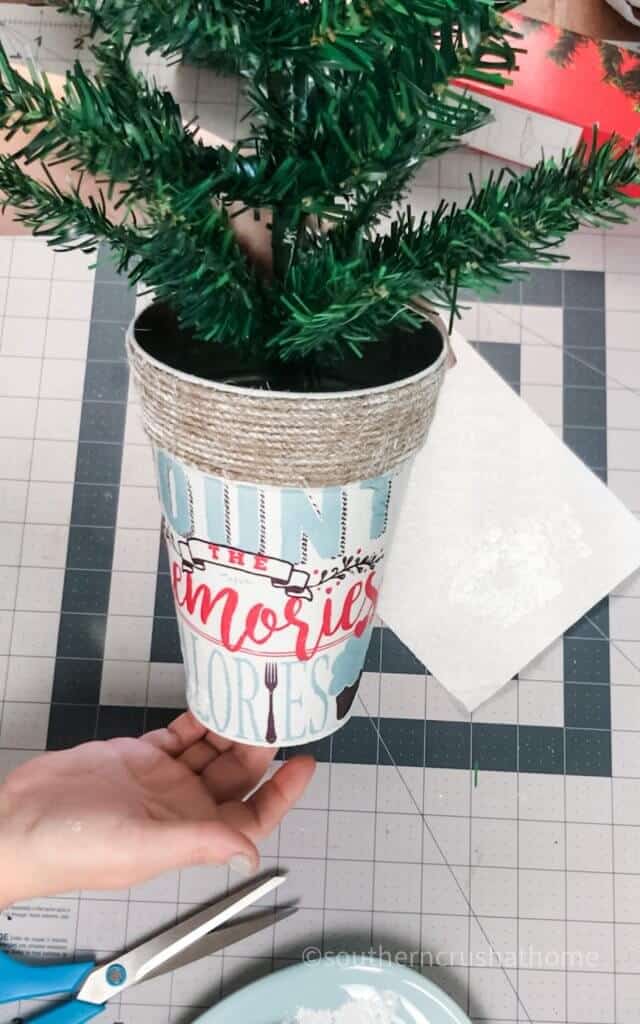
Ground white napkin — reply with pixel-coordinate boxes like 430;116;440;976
380;332;640;711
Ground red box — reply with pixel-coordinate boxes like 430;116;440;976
461;13;640;195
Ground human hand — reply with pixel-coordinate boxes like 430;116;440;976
0;712;315;906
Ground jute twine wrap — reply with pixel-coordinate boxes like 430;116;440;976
127;313;449;488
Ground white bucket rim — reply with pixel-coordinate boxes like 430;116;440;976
127;305;450;403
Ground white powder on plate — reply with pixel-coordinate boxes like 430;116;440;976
289;989;399;1024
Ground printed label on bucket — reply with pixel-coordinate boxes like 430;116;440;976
155;448;410;747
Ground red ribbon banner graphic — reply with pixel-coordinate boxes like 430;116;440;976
168;533;313;600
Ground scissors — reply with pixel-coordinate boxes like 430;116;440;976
0;873;293;1023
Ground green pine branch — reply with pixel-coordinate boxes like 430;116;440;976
263;137;639;361
0;153;132;249
236;0;520;228
0;0;638;372
0;38;489;236
375;135;639;314
0;43;271;347
333;90;492;238
50;0;520;231
0;1;525;301
0;43;211;202
53;1;523;75
0;150;267;351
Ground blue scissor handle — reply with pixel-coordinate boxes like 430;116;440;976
0;950;95;1003
28;999;105;1024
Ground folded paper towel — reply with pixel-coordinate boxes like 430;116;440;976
380;332;640;711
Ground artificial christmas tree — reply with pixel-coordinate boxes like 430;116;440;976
0;0;637;745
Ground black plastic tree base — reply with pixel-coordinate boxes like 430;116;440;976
134;301;445;394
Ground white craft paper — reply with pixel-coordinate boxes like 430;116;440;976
380;332;640;711
462;92;582;168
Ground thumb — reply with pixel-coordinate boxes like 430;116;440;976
135;819;260;878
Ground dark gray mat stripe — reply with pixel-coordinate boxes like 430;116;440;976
47;245;136;748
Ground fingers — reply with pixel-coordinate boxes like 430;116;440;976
142;712;209;756
201;744;276;803
135;819;260;877
141;715;308;821
218;756;316;841
142;714;249;779
178;740;220;774
246;757;316;838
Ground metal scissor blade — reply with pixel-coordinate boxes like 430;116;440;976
77;873;286;1005
141;906;298;984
